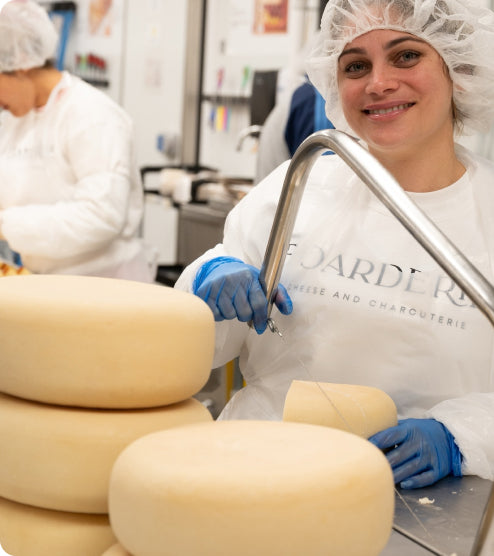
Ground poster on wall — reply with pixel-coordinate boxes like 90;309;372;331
226;0;295;56
253;0;289;34
88;0;113;36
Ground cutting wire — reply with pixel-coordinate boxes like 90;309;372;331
265;316;451;556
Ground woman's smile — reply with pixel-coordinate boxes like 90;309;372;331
363;101;415;117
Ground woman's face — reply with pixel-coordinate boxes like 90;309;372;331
0;71;36;117
337;29;454;158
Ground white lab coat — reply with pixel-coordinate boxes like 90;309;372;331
0;72;152;282
254;95;291;184
176;144;494;481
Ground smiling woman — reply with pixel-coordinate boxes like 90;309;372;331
174;0;494;492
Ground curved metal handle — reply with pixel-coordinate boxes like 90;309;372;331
259;129;494;327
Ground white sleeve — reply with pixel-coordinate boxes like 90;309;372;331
0;542;12;556
426;392;494;480
175;161;291;367
2;117;140;260
255;99;291;185
174;243;249;368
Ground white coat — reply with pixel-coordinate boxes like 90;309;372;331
0;72;152;282
176;144;494;481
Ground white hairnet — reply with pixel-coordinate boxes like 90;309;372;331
0;0;58;72
306;0;494;136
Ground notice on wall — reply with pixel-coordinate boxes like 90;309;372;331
253;0;289;34
226;0;291;56
88;0;113;36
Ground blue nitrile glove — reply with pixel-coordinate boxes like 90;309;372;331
369;418;462;489
193;256;293;334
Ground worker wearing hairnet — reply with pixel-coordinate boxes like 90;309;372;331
255;80;334;184
255;31;335;184
0;1;153;281
176;0;494;489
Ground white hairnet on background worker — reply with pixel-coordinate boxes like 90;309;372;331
0;0;153;281
176;0;494;490
0;0;58;71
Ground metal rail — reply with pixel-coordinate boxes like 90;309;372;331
258;129;494;555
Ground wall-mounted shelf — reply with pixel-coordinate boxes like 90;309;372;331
40;1;77;9
81;78;110;88
201;94;251;105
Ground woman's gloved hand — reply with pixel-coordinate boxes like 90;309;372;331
193;256;293;334
368;418;462;489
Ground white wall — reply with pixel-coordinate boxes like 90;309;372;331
199;0;321;177
63;0;188;170
120;0;188;168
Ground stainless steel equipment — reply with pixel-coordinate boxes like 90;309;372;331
257;129;494;555
385;476;493;555
236;125;262;151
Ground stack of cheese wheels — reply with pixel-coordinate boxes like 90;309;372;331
0;275;215;556
283;380;398;438
108;420;395;556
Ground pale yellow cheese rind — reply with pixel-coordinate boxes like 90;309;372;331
0;496;116;556
109;420;394;556
0;275;214;408
0;393;212;514
102;543;133;556
283;380;398;438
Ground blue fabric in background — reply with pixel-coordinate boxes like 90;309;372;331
284;82;334;156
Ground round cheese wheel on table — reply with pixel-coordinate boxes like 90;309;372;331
0;275;214;408
283;380;398;438
0;496;116;556
109;420;394;556
0;393;212;514
102;544;133;556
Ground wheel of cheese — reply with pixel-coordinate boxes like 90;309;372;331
102;544;133;556
0;393;212;514
283;380;397;438
109;421;394;556
0;496;116;556
0;275;214;408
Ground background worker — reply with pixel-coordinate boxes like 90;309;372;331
0;0;153;281
255;79;334;183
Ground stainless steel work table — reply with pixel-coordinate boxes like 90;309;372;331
380;476;493;555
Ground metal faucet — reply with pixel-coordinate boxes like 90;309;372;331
236;125;262;151
258;129;494;556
